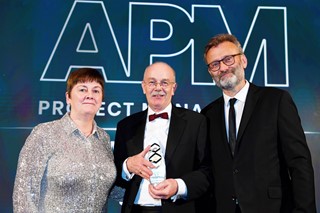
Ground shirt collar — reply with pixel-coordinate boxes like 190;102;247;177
61;112;98;137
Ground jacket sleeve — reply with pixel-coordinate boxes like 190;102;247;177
278;91;316;212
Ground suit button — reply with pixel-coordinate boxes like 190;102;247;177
233;169;239;174
231;195;239;204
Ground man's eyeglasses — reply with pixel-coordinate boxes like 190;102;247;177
144;80;175;89
207;53;242;72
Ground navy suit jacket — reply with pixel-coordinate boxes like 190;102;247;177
201;83;316;213
113;106;211;213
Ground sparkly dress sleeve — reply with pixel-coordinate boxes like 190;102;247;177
13;124;51;213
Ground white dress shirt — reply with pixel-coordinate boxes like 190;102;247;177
122;103;187;206
223;81;249;141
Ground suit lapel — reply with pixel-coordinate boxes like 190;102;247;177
218;98;234;158
236;83;259;145
127;111;147;155
165;107;186;163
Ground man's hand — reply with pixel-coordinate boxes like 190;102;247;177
126;145;155;179
148;178;178;200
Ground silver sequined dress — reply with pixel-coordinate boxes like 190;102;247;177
13;113;117;213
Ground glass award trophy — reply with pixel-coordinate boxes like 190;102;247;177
148;143;166;186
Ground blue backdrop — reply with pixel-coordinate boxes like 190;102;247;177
1;0;319;212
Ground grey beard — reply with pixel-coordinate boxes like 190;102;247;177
217;74;238;90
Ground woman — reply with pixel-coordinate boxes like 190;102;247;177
13;68;116;212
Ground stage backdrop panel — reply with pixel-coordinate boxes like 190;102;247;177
0;0;319;212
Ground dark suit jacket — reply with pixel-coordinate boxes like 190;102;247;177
113;106;211;213
201;83;316;213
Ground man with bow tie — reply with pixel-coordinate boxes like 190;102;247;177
113;62;211;213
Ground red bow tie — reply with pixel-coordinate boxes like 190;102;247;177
149;112;169;121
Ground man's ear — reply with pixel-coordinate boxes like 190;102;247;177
141;82;146;94
172;83;177;95
241;54;248;69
